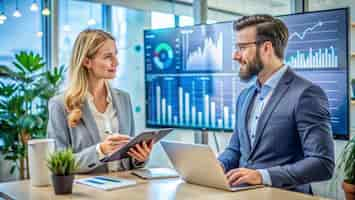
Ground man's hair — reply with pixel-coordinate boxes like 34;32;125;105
234;14;289;59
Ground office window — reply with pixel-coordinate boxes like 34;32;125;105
179;15;194;27
207;0;292;15
207;0;292;23
0;0;42;66
58;0;103;69
110;6;150;132
152;13;194;28
151;11;175;29
308;0;355;21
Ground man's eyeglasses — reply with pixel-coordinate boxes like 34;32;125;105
235;40;267;52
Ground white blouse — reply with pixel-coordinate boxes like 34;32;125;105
87;84;120;172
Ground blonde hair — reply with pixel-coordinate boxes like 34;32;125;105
64;29;115;127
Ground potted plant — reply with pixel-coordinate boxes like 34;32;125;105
338;137;355;200
47;149;78;195
0;51;65;179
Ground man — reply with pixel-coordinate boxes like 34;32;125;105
218;14;334;194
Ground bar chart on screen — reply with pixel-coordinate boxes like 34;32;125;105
286;46;338;69
146;73;240;130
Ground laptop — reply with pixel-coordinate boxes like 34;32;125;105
160;141;264;192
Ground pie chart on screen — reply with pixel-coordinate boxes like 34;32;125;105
153;42;173;70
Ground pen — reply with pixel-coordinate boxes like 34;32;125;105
85;179;105;185
94;176;121;183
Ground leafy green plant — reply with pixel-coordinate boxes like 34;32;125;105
0;51;65;179
338;137;355;184
47;149;78;176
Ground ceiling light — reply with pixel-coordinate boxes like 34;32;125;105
13;0;21;18
42;7;50;16
0;12;6;21
30;1;39;12
13;9;21;18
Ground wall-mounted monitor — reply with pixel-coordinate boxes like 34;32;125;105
144;8;349;139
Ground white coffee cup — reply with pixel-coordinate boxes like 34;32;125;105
28;139;55;187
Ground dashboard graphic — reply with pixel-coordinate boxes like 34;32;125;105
280;9;349;138
145;22;237;130
144;8;349;138
282;12;346;70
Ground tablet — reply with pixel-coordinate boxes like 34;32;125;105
100;128;173;162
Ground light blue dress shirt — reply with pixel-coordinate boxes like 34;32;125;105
248;65;289;186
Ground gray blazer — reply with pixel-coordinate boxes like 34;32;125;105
218;68;334;194
47;87;145;174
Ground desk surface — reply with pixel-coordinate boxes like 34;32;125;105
0;171;328;200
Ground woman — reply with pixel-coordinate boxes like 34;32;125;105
47;29;153;173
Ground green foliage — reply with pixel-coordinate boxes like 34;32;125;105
338;137;355;184
0;51;65;176
47;149;78;176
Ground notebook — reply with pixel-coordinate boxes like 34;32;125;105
75;176;137;191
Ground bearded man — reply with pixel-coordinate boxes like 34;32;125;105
218;14;334;195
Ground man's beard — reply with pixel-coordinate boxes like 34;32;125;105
238;50;263;81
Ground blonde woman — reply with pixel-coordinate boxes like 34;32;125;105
47;29;153;173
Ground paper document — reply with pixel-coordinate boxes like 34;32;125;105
75;176;137;191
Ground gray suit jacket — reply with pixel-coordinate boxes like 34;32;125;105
47;87;145;174
218;68;335;194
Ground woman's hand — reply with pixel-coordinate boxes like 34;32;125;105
127;140;154;162
100;134;130;155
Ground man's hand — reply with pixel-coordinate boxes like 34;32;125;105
226;168;262;186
